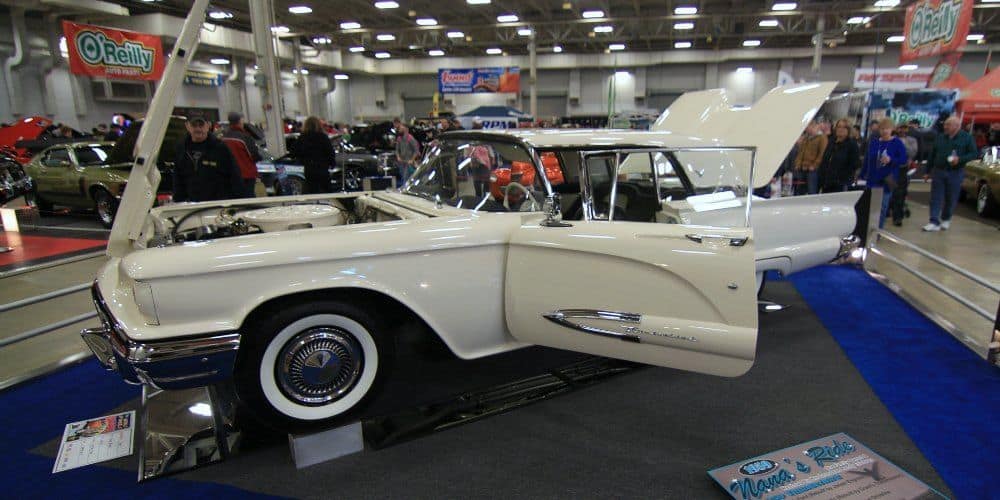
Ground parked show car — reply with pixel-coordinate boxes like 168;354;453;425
960;146;1000;217
24;142;125;227
257;134;383;195
83;82;853;432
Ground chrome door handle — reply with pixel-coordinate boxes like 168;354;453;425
685;234;749;247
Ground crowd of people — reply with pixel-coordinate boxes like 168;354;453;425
767;116;998;230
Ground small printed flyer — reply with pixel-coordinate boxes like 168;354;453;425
708;432;947;500
53;411;135;473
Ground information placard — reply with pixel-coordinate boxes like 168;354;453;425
53;411;135;473
707;432;946;500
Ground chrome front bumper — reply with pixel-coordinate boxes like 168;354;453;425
81;284;241;390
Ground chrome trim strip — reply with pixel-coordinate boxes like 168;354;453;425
543;309;642;343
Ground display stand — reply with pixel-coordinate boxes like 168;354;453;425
134;356;636;480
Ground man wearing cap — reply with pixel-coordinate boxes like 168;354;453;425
173;115;244;202
222;112;261;196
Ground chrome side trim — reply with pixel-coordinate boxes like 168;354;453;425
543;309;642;343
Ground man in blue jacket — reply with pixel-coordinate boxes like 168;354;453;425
923;116;979;231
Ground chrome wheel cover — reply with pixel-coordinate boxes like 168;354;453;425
96;194;113;224
978;185;988;214
276;328;364;406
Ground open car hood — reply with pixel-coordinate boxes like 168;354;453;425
651;82;836;189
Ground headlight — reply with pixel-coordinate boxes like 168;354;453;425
132;281;159;325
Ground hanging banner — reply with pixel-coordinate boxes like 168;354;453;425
867;89;958;129
853;68;935;91
438;67;520;94
62;21;166;81
900;0;973;64
928;52;966;88
184;70;225;87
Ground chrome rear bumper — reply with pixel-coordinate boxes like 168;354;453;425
81;283;240;390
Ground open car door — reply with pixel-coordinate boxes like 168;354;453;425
504;149;758;377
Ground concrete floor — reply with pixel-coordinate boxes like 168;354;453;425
866;182;1000;358
1;185;997;388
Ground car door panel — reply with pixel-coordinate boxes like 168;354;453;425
505;220;757;377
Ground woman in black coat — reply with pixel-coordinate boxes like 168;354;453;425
818;119;861;193
292;116;335;194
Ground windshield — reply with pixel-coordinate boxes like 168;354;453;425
402;138;547;212
74;145;112;166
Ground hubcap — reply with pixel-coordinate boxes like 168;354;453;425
978;186;988;214
276;328;364;406
97;196;112;224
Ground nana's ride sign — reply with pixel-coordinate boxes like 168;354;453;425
63;21;165;81
900;0;973;64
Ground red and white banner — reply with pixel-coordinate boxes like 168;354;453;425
900;0;973;64
853;68;935;91
62;21;166;81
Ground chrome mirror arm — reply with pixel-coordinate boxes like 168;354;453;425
540;193;572;228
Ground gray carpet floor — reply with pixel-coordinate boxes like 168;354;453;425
151;280;949;499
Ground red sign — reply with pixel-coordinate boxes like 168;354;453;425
62;21;165;81
901;0;973;64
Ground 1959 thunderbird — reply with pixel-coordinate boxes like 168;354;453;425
82;82;857;431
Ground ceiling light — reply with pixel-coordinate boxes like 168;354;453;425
340;21;361;30
374;1;399;8
582;10;604;19
429;49;445;56
772;2;797;11
497;14;519;23
737;66;754;73
210;58;230;65
416;18;438;26
467;0;491;4
188;403;212;416
334;74;350;80
886;35;904;42
552;45;562;53
271;25;290;33
759;19;779;27
349;46;365;52
873;0;899;7
374;51;391;58
967;34;984;41
593;25;614;33
447;31;464;38
898;64;918;71
846;16;871;24
609;43;625;51
518;28;533;36
288;5;312;14
208;11;233;19
486;47;503;55
743;39;762;47
377;33;396;41
674;22;694;30
408;45;420;50
674;6;698;15
312;36;332;44
295;68;309;75
674;41;692;49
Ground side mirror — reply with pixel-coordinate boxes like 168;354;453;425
540;193;572;227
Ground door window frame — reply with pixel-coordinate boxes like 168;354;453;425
44;147;72;167
576;146;757;226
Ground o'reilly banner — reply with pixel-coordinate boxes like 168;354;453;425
62;21;166;81
901;0;973;64
438;67;520;94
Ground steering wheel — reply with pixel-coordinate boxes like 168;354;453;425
502;181;537;211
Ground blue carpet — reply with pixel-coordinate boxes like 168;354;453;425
787;265;1000;500
0;360;281;499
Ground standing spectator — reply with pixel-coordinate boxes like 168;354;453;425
103;124;121;142
989;122;1000;147
923;116;979;231
889;124;919;226
222;112;261;197
172;116;243;202
292;116;336;194
794;121;828;195
860;118;907;228
818;119;860;193
394;123;420;182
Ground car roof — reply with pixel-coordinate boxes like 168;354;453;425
445;128;726;149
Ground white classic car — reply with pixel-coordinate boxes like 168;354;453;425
82;82;857;430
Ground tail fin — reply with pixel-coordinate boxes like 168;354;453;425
652;82;836;188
